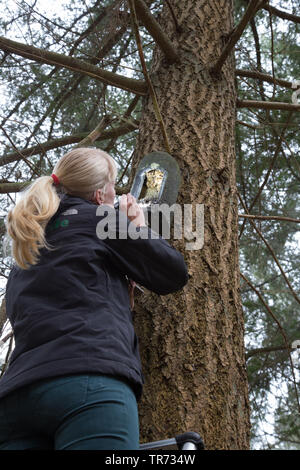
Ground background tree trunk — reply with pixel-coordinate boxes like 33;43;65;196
133;0;251;450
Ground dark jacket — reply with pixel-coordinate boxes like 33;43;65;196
1;194;188;401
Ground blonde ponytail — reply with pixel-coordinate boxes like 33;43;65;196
6;176;60;269
6;147;117;270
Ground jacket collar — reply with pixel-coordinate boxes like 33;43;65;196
56;193;95;215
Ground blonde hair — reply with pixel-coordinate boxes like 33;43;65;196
6;148;117;270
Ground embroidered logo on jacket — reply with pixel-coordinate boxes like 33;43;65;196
47;218;69;232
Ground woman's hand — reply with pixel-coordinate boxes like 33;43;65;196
119;193;146;227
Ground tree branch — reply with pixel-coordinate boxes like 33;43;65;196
133;0;179;63
0;36;147;95
44;27;129;143
237;99;300;111
236;68;293;89
129;0;171;153
245;344;293;360
74;115;113;148
105;95;140;153
68;3;118;56
0;331;13;345
238;192;300;306
243;0;300;24
0;177;132;196
0;125;41;177
238;108;295;239
0;118;140;195
0;121;139;168
260;2;300;24
211;0;264;75
239;214;300;223
164;0;181;32
240;270;300;412
0;182;29;194
237;120;299;129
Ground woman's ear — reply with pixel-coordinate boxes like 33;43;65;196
91;189;103;205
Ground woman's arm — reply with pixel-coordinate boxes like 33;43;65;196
96;194;189;295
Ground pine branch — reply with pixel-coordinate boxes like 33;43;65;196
240;271;292;350
211;0;264;75
0;36;147;95
236;68;293;89
164;0;181;32
240;270;300;412
238;109;295;238
0;177;131;196
105;95;140;153
245;344;294;360
68;4;116;56
238;192;300;306
74;116;113;148
262;3;300;24
2;113;138;196
0;125;41;177
237;120;299;129
0;12;121;132
0;121;139;168
46;29;129;143
239;214;300;223
0;182;30;194
133;0;179;63
242;0;300;25
0;68;58;129
237;99;300;111
129;0;171;153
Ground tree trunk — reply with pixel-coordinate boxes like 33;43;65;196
133;0;250;450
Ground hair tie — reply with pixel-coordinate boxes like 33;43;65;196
51;174;60;186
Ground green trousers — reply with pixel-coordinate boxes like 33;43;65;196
0;374;139;450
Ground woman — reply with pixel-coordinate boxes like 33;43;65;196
0;147;188;450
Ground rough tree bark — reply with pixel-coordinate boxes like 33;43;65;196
132;0;251;450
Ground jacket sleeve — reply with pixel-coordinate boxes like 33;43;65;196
94;206;189;295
